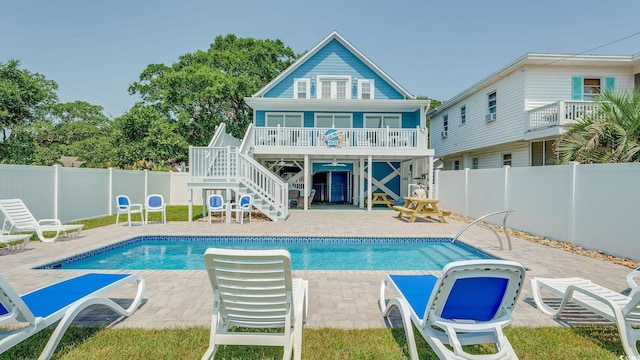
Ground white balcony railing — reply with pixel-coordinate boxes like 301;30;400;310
252;126;426;149
526;100;600;131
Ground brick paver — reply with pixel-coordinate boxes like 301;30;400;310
0;209;633;329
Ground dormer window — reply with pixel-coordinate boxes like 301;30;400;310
358;79;374;99
317;76;350;99
294;79;310;99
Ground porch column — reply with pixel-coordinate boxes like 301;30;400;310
359;157;365;208
367;155;372;211
303;154;310;210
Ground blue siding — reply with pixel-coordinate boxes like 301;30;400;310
363;162;400;195
265;39;404;100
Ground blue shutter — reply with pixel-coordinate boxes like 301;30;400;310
604;77;615;91
571;76;583;100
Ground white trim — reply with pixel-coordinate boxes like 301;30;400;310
358;79;374;100
317;75;351;99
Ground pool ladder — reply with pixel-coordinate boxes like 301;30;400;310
452;210;514;250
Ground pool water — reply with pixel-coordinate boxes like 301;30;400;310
38;236;497;271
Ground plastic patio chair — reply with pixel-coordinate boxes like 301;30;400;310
115;195;144;227
145;194;166;224
207;194;227;224
235;195;252;224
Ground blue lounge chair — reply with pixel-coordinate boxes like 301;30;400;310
0;273;145;360
379;260;526;360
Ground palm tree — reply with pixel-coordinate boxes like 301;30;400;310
556;86;640;164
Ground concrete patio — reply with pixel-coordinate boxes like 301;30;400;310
0;209;633;330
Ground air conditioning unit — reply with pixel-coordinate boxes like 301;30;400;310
485;113;497;122
441;131;448;138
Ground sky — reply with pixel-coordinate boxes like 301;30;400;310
2;0;640;118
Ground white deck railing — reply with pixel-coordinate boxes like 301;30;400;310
189;146;288;217
252;126;425;149
526;100;600;130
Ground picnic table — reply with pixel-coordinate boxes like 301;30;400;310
393;197;452;223
365;192;394;208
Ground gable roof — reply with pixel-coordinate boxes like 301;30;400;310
252;30;414;99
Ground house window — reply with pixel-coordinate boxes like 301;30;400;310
443;114;449;132
488;91;497;114
472;157;478;169
531;140;556;166
364;114;401;128
266;113;303;127
315;114;352;128
318;76;350;99
502;153;512;167
453;160;460;170
358;79;374;99
294;79;310;99
460;106;466;124
583;78;601;101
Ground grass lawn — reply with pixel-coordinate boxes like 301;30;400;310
0;325;632;359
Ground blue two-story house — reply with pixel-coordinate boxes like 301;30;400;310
188;31;433;221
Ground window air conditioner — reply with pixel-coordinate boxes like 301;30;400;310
485;113;497;122
441;131;448;138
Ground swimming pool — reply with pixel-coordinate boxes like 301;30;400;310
37;236;497;271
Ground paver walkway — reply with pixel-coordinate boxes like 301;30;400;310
0;209;633;329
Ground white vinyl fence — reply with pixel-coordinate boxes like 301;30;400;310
0;165;194;224
434;162;640;261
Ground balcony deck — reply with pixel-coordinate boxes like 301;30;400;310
251;126;430;156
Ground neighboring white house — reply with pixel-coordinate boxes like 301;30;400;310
428;52;640;170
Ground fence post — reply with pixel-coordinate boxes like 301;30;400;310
108;167;113;216
144;170;148;201
503;165;510;212
568;161;579;244
464;168;469;217
53;164;60;220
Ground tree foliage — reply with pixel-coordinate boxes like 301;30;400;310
557;87;640;164
129;34;297;142
0;59;58;140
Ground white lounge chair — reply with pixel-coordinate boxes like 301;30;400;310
145;194;166;224
202;248;308;360
628;267;640;289
0;199;83;243
380;260;526;360
0;233;31;252
531;275;640;358
207;194;227;224
115;195;144;227
0;273;145;360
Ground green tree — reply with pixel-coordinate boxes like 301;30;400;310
111;103;188;169
557;87;640;164
0;60;58;163
129;34;297;143
0;59;58;140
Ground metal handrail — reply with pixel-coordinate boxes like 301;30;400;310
452;210;514;250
